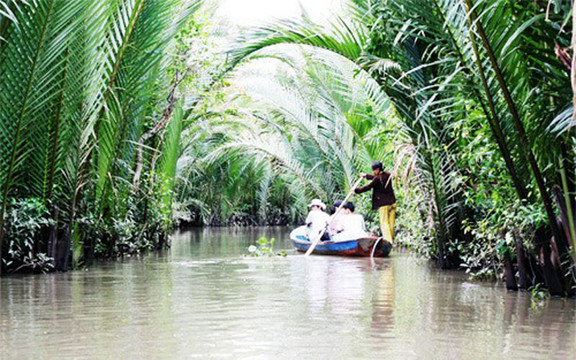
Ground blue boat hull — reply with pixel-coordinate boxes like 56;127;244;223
290;227;392;257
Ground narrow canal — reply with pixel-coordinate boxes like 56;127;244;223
1;227;575;359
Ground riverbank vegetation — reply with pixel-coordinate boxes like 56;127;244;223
1;0;576;297
223;0;576;296
0;0;205;273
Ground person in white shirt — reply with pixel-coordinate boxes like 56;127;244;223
328;199;344;238
333;202;368;242
305;199;330;241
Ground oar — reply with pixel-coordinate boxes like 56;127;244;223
305;176;364;256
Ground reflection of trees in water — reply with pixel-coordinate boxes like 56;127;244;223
366;256;576;358
502;293;576;358
0;262;181;358
2;240;576;359
171;226;291;258
291;254;576;358
369;259;395;335
302;257;367;315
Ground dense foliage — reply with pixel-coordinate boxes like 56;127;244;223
176;47;392;227
2;0;576;297
0;0;203;273
219;0;576;295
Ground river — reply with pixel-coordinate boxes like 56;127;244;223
1;227;575;359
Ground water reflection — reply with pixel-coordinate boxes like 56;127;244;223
1;227;575;359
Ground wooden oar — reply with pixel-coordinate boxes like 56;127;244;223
305;176;364;256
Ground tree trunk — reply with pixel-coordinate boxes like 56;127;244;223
551;186;576;293
503;249;518;291
157;232;166;250
54;225;70;272
133;81;179;192
465;0;567;266
536;228;564;295
83;228;95;267
514;231;531;289
47;206;59;261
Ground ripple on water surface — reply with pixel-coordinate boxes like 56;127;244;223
1;227;575;360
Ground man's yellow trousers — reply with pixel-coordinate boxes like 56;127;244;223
378;204;397;241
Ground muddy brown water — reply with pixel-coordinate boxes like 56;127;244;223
1;227;575;359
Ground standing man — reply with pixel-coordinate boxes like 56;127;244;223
354;161;397;241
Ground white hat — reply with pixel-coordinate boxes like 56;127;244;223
308;199;326;210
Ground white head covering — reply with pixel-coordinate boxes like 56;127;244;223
308;199;326;210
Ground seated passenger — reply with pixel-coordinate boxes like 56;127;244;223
305;199;330;241
328;200;344;238
333;202;368;242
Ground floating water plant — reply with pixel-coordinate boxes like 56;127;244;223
247;237;287;257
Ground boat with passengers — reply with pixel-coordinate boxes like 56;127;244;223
290;226;392;257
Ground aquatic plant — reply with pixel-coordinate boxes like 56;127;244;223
247;237;287;257
529;283;551;305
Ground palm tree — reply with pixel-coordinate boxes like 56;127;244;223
177;47;393;225
0;0;202;274
225;0;576;291
226;4;468;268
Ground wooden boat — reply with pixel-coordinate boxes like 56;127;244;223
290;226;392;257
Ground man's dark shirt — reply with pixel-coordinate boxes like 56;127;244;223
354;172;396;210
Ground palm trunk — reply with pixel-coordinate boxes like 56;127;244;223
47;205;59;260
465;13;528;200
551;185;576;291
513;231;531;289
428;152;449;268
433;0;527;200
559;147;576;249
466;0;569;293
503;249;518;290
